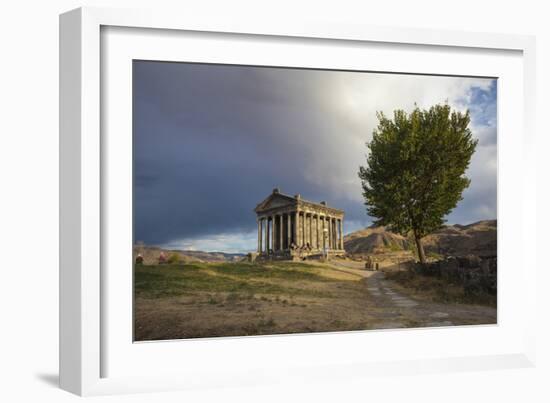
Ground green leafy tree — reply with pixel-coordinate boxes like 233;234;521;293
358;104;477;264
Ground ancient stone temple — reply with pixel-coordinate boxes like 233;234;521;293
254;188;345;259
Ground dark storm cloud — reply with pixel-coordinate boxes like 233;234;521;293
133;61;497;249
133;62;348;245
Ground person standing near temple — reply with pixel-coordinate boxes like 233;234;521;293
158;251;166;264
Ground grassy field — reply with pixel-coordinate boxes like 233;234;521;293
134;260;497;341
135;262;337;299
134;261;380;341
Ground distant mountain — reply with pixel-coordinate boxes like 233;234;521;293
344;220;497;258
133;245;246;264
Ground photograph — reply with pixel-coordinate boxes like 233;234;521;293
132;61;498;341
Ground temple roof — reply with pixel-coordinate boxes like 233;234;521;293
254;188;344;215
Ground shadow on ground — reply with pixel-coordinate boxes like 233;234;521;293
35;373;59;388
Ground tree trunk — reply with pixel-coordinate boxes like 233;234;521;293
414;233;426;264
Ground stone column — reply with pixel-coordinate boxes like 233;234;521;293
302;212;306;247
309;214;312;247
314;215;318;249
275;215;281;250
321;216;327;250
332;218;338;249
265;217;270;253
301;213;305;247
304;214;307;247
294;211;299;247
308;214;312;247
339;219;344;250
310;215;313;247
335;219;339;250
332;218;336;250
334;217;338;250
336;219;340;249
275;216;278;252
265;217;271;253
311;214;314;247
335;219;338;249
279;215;283;252
326;216;332;249
271;216;277;251
303;213;307;247
315;215;319;250
322;216;328;249
257;219;262;253
287;214;292;249
312;215;316;248
303;213;308;247
327;216;330;250
272;215;277;251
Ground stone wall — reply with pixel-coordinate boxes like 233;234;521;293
413;255;497;296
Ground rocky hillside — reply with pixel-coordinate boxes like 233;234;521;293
344;220;496;258
344;225;410;254
423;220;497;257
133;245;245;265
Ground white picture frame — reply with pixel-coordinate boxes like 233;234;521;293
59;6;537;396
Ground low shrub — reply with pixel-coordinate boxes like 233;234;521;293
167;253;181;264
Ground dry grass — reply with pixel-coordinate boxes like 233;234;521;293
384;270;496;307
134;260;497;341
134;261;384;341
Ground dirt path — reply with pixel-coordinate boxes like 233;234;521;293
325;259;496;329
315;259;373;279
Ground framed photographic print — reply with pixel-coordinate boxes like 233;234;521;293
60;7;537;396
131;61;498;341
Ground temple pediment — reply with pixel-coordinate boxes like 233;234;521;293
254;191;297;213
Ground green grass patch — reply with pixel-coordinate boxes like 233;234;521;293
134;262;335;299
385;243;403;252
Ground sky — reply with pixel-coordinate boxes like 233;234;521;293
133;61;497;253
